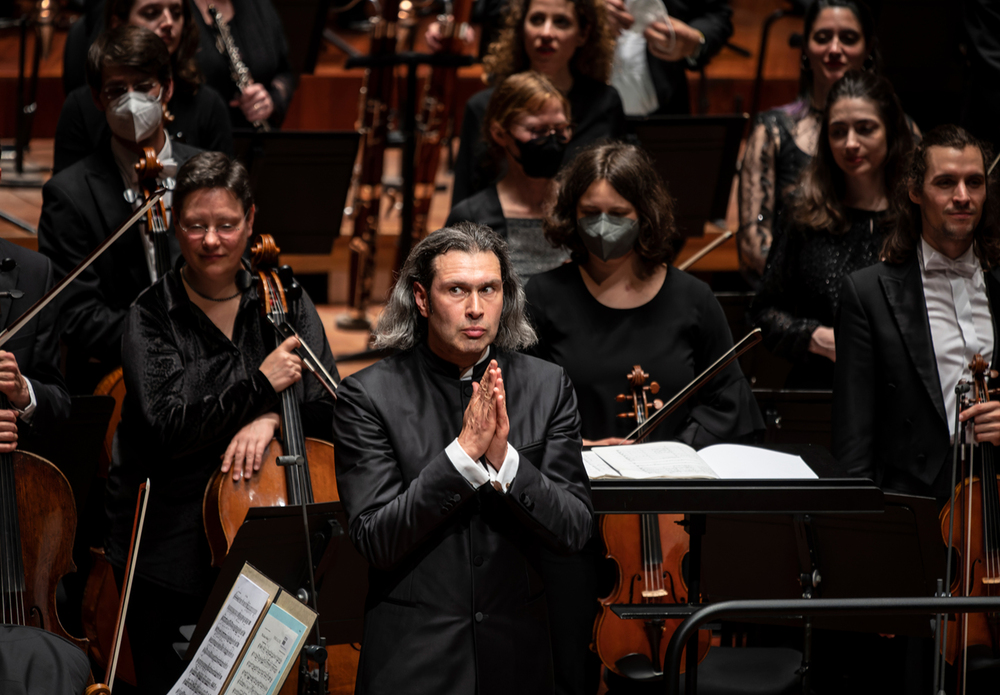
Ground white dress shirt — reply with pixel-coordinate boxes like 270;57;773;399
919;238;995;436
110;137;177;282
445;349;519;493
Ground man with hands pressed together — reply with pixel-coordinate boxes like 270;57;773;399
835;125;1000;499
333;222;593;695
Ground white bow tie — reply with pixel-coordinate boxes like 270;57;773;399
925;253;980;279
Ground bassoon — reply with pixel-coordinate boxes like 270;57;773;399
396;0;474;269
338;0;402;330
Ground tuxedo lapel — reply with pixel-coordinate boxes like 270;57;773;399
880;258;948;427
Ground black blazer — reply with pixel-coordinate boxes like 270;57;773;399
0;238;70;439
833;256;1000;497
333;343;594;695
37;141;201;393
446;185;507;238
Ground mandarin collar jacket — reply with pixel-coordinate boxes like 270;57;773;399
333;342;594;695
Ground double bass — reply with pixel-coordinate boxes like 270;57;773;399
938;354;1000;692
593;365;710;678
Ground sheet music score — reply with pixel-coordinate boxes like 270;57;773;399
585;442;817;480
168;575;270;695
224;603;308;695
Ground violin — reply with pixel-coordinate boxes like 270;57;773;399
201;234;354;694
593;365;711;679
938;353;1000;690
134;147;173;282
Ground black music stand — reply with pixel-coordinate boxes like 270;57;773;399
271;0;332;75
627;115;747;238
233;131;360;254
188;501;369;657
593;444;884;693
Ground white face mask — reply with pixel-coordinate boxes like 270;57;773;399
105;90;163;143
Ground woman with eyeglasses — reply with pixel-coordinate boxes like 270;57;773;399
105;151;338;693
54;0;233;174
451;0;626;206
446;72;571;282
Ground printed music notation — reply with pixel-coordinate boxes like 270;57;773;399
168;574;270;695
224;603;308;695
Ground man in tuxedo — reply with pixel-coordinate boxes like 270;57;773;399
38;24;200;393
332;223;594;695
834;124;1000;499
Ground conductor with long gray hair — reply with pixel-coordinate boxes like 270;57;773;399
333;222;594;695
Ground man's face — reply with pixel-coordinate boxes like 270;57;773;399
414;250;503;369
910;145;987;256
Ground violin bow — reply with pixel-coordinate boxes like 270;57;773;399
0;191;167;350
677;230;735;272
622;329;763;444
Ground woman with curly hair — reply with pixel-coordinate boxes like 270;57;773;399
451;0;627;204
527;141;762;447
54;0;233;174
446;71;571;281
751;71;913;389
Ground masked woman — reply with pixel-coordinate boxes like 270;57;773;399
446;71;571;282
54;0;232;174
452;0;626;205
104;152;337;694
527;141;762;446
751;71;912;389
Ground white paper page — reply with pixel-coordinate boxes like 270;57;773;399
697;444;818;480
582;451;622;478
591;442;718;479
167;575;270;695
224;604;307;695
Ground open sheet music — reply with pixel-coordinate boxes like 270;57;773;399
583;442;818;480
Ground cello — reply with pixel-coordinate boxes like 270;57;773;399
594;365;710;678
202;234;355;694
937;353;1000;692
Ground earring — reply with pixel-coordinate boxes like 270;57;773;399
863;54;874;71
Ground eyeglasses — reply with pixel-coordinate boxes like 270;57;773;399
101;79;161;101
177;210;249;239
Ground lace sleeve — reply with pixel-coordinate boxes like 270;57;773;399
738;116;781;279
750;224;820;362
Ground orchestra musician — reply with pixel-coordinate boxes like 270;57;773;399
452;0;627;205
738;0;921;285
525;142;761;695
54;0;233;175
104;151;338;693
834;124;1000;500
189;0;297;129
38;25;201;394
332;222;593;695
446;71;571;281
752;71;913;389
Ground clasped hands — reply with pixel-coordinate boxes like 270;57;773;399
457;360;509;472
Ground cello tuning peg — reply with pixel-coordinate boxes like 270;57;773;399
615;394;630;402
647;381;660;394
0;257;16;272
277;265;294;285
285;280;302;302
235;269;255;292
990;370;999;379
616;413;635;419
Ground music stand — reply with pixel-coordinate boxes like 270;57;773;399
232;131;360;254
627;115;747;238
270;0;332;75
188;501;369;656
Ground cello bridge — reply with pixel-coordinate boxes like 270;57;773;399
982;577;1000;585
641;589;668;598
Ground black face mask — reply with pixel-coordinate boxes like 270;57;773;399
511;133;567;179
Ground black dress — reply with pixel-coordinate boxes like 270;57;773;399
452;74;627;205
526;262;762;445
192;0;296;129
752;207;888;389
52;84;234;175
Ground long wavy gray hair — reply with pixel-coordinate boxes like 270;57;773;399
374;222;537;351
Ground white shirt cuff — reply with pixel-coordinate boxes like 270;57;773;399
15;379;37;424
445;438;519;493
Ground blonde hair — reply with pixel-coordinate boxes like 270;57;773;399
482;71;571;171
